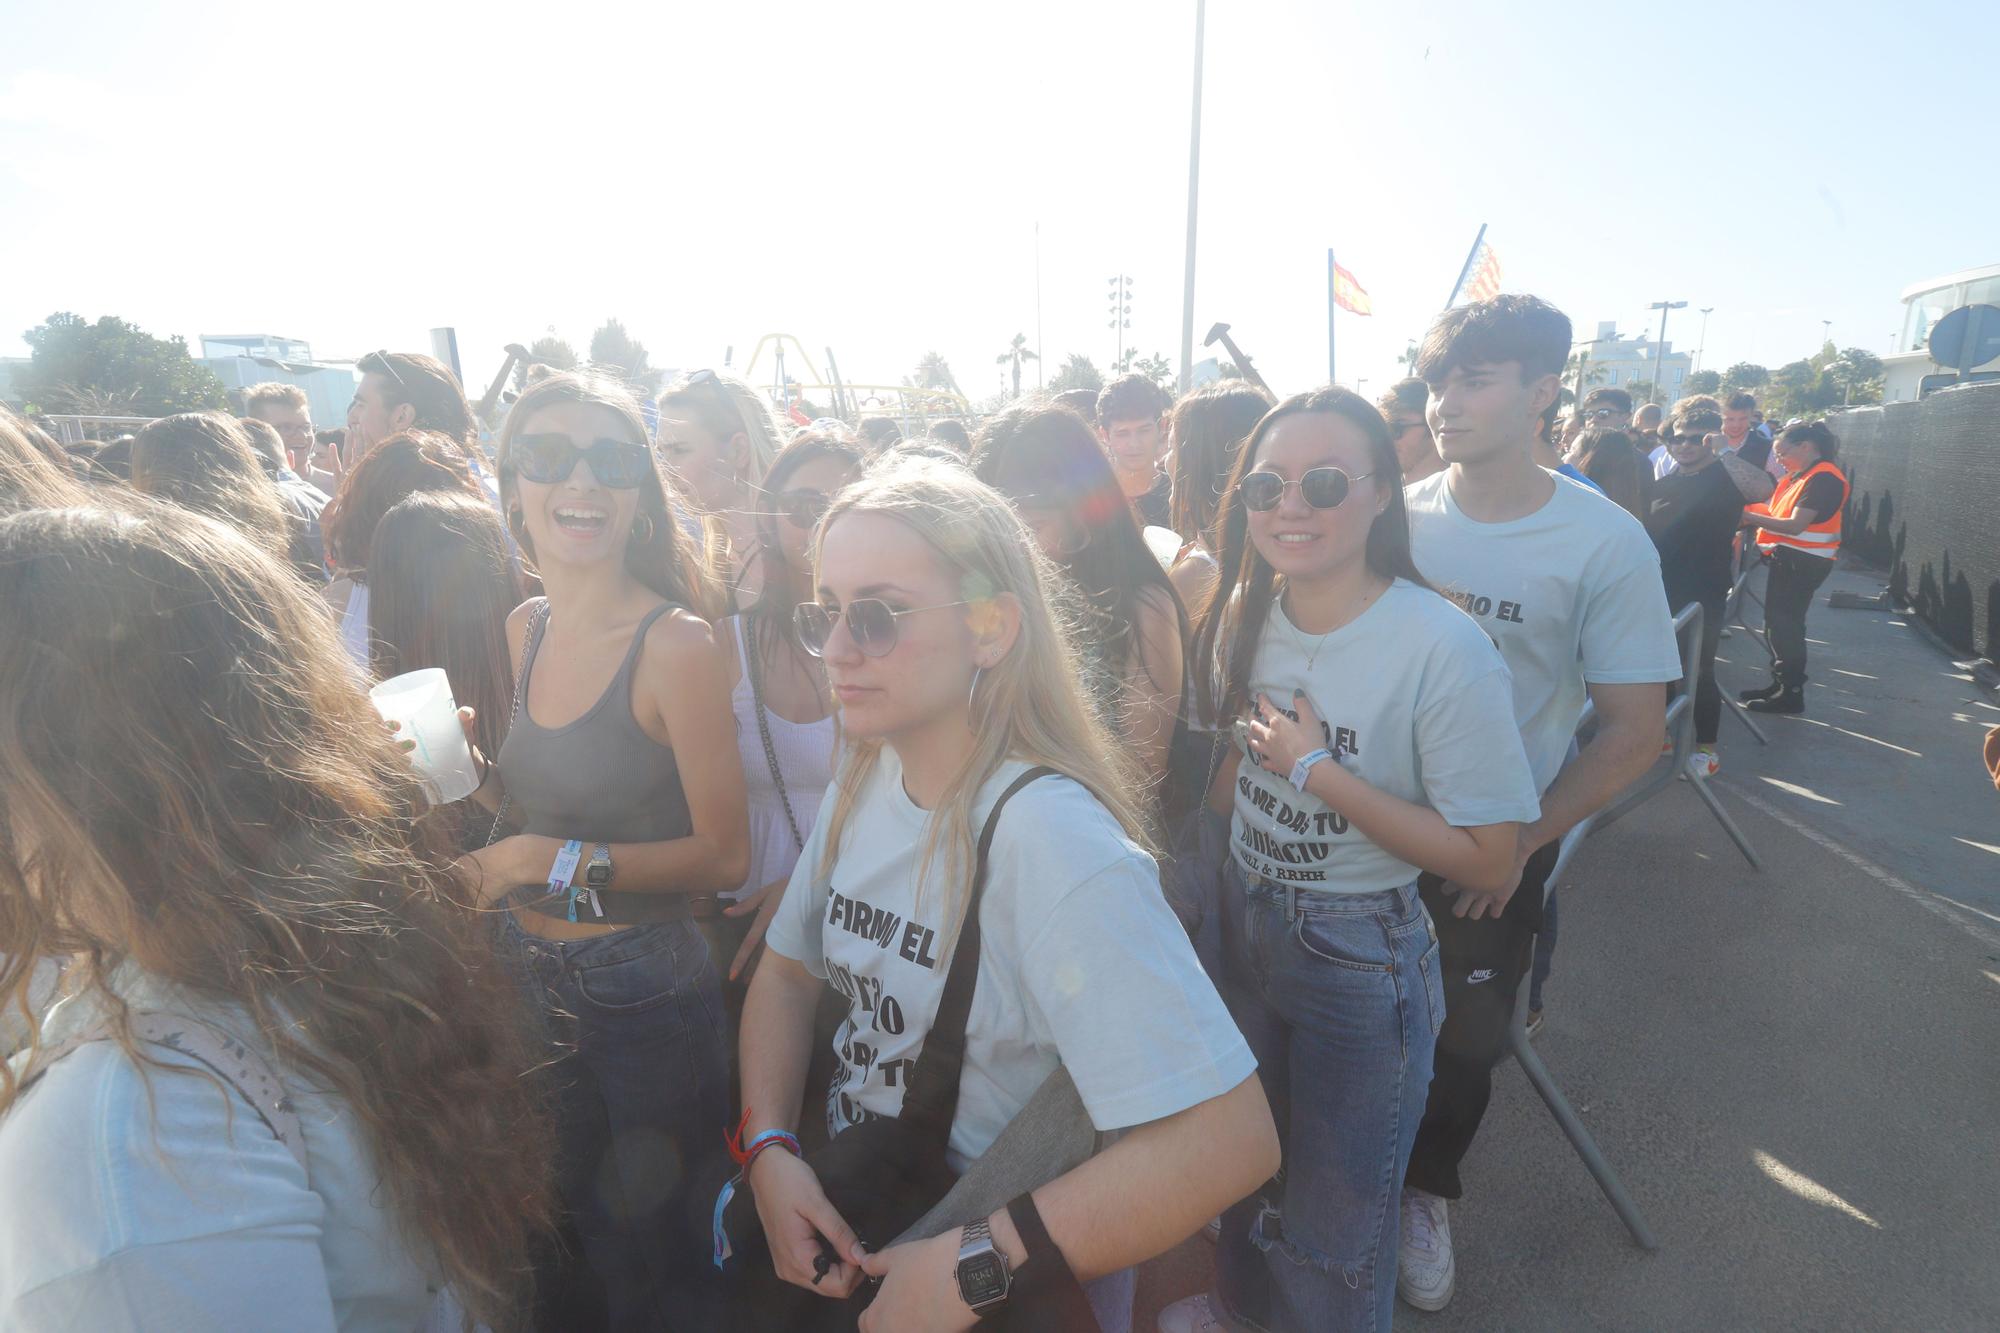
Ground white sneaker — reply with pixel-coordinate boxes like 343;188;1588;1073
1157;1292;1232;1332
1686;748;1720;779
1398;1188;1456;1311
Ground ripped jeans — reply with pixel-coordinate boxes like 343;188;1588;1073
1214;865;1443;1333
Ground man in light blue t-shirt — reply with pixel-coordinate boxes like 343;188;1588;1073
1395;295;1682;1313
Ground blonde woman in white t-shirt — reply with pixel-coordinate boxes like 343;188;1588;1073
1161;387;1539;1333
738;456;1277;1332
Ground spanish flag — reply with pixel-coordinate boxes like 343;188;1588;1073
1331;260;1373;316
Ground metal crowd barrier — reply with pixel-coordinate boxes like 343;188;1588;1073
1503;598;1775;1251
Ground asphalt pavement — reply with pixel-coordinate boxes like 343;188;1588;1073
1135;557;2000;1331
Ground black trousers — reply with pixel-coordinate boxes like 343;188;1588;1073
1403;839;1560;1200
1689;599;1723;744
1762;548;1834;687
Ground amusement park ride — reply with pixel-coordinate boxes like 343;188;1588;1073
733;332;971;432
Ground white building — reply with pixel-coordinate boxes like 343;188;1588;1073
199;333;358;433
1572;321;1692;406
1879;263;2000;403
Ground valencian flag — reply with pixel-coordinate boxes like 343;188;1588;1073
1448;225;1504;306
1331;260;1373;316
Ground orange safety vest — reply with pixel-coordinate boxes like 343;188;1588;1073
1750;459;1846;558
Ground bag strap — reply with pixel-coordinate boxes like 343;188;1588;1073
743;611;806;853
486;598;551;847
22;1013;308;1176
896;766;1059;1137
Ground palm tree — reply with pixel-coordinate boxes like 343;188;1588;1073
996;333;1038;398
912;351;961;397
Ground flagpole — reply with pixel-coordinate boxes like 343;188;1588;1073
1443;222;1488;309
1178;0;1206;392
1327;248;1337;385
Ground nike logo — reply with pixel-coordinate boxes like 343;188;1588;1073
1467;968;1498;984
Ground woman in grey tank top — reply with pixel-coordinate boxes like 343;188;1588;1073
458;372;749;1333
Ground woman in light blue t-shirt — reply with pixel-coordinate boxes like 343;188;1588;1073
1164;387;1539;1333
0;502;550;1332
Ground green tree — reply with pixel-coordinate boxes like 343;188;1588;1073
1827;348;1884;406
1131;351;1174;388
588;318;658;391
19;312;226;417
1399;343;1419;375
1686;369;1723;395
1721;362;1769;392
529;334;579;370
995;332;1038;398
1047;353;1104;395
910;351;961;396
1626;378;1657;404
1564;351;1607;393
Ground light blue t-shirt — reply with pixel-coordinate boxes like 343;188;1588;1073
0;972;435;1331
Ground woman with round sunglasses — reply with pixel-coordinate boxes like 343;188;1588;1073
970;404;1188;797
715;432;865;995
657;369;787;609
738;454;1274;1332
1161;388;1539;1333
464;370;748;1331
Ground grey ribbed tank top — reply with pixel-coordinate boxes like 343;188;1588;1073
496;600;693;849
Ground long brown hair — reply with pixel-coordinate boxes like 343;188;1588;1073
0;504;552;1329
131;411;296;560
497;371;724;619
322;430;485;575
1;407;89;512
1168;379;1273;543
369;491;518;761
1190;386;1431;726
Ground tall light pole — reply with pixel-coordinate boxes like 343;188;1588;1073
1821;318;1833;351
1108;274;1132;372
1648;300;1686;402
1694;307;1714;376
1178;0;1206;392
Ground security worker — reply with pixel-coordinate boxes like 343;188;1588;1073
1739;419;1848;715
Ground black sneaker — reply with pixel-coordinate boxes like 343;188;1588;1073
1737;680;1783;703
1745;687;1804;715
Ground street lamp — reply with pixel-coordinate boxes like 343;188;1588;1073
1648;300;1686;402
1821;319;1833;350
1108;274;1133;372
1694;307;1714;377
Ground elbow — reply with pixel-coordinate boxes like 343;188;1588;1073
1222;1075;1282;1192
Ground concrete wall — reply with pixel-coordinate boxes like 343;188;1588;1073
1833;381;2000;660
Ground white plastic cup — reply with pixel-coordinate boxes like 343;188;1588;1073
369;668;480;804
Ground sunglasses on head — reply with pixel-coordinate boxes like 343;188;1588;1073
509;433;654;489
1237;466;1373;512
794;598;972;659
777;488;831;530
361;349;409;390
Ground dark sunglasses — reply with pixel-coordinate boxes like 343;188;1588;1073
510;433;654;489
777;488;831;530
1237;466;1373;512
1587;406;1622;420
795;598;972;659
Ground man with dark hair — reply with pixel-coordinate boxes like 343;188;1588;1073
1095;373;1175;527
1721;390;1774;472
1379;376;1444;483
1397;294;1681;1312
347;351;477;466
1580;385;1633;431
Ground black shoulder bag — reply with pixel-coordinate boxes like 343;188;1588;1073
719;765;1097;1332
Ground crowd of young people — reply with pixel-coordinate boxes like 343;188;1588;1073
0;292;1849;1332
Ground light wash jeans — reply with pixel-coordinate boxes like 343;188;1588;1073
1213;864;1444;1333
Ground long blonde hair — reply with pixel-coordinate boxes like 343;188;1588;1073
812;457;1149;919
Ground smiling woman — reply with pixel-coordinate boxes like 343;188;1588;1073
474;370;746;1329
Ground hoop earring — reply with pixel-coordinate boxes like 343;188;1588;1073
966;665;987;726
631;512;656;544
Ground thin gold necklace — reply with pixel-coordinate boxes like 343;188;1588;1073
1283;581;1378;671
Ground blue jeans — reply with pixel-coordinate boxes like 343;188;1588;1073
506;917;730;1332
1214;866;1444;1333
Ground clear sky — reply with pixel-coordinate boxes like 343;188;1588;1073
3;0;1994;406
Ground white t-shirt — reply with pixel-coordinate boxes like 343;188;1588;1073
1405;468;1682;792
765;751;1255;1172
1229;580;1540;893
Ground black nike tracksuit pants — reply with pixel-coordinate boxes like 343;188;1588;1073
1403;838;1561;1200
